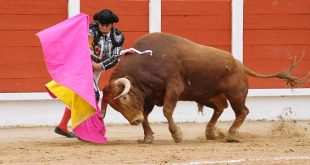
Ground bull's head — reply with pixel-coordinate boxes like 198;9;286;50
102;77;145;125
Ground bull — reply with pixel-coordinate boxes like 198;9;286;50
101;32;305;143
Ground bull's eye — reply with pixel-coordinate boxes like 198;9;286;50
120;95;129;102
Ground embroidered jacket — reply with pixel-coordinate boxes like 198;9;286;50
89;23;124;70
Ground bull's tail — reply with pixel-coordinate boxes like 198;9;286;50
243;56;309;87
244;66;281;78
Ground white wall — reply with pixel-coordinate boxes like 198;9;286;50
0;92;309;126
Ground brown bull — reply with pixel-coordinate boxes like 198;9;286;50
102;32;304;143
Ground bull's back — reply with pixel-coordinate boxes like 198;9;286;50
133;32;233;70
133;33;236;89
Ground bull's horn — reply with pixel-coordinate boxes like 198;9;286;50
113;77;131;100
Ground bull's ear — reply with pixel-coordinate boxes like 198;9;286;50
112;82;125;97
103;82;125;100
102;85;121;100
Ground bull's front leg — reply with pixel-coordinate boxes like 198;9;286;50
163;79;184;143
138;109;154;144
137;102;155;143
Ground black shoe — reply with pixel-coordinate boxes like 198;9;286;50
54;127;75;138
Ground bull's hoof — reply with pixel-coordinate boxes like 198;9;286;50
205;127;217;140
137;135;154;144
206;128;225;140
206;128;216;140
217;130;226;139
172;126;183;143
226;133;240;143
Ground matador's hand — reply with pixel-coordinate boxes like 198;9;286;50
92;62;102;71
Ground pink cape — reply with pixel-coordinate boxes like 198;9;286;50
36;13;107;144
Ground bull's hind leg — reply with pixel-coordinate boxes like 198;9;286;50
163;79;184;143
204;95;227;140
206;106;224;140
221;71;250;142
226;94;249;142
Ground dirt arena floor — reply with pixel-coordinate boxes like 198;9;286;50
0;120;310;165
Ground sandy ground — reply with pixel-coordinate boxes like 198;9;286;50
0;120;310;165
